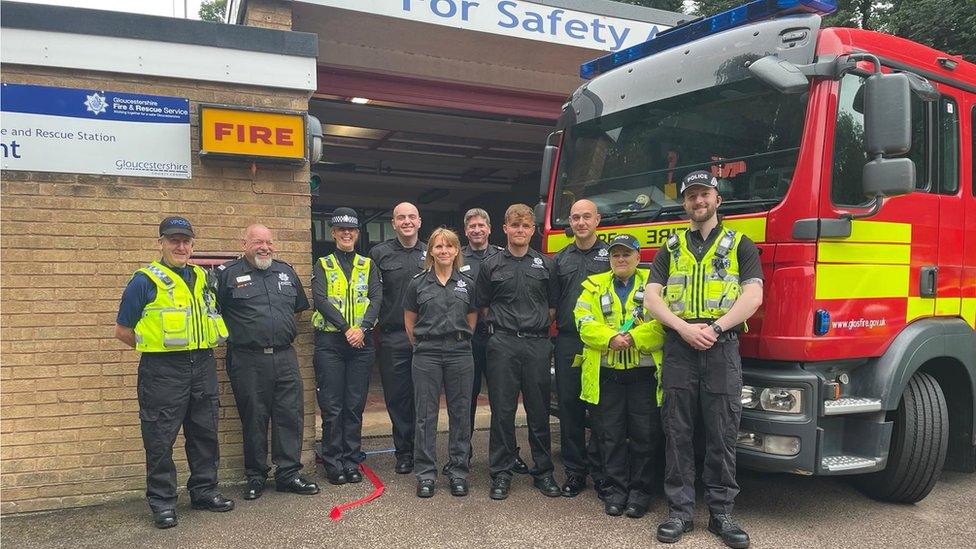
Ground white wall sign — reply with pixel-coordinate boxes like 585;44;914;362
1;83;191;179
301;0;670;52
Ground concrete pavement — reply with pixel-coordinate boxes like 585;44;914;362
2;428;974;549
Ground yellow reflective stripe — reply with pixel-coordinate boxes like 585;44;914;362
820;220;911;243
906;297;933;323
961;298;976;329
815;265;909;299
935;297;962;316
545;217;766;253
817;242;911;264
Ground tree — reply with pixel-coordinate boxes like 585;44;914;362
615;1;687;13
198;0;228;23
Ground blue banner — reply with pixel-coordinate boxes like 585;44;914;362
0;83;189;124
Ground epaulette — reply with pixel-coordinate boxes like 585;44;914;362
580;277;599;293
412;269;429;279
458;269;474;281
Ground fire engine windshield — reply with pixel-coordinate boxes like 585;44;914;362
551;78;808;227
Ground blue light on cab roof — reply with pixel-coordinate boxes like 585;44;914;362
579;0;838;80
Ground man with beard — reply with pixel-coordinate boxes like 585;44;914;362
645;171;763;549
552;199;609;498
216;224;319;500
371;202;427;474
475;204;560;500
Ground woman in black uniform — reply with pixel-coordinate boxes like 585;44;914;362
403;228;477;498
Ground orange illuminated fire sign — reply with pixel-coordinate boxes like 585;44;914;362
199;105;306;163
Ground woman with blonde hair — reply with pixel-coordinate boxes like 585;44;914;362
403;227;477;498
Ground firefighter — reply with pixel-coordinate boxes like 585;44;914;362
460;208;529;474
215;224;319;500
403;228;477;498
311;208;382;485
553;199;610;497
371;202;427;474
114;217;234;529
645;171;764;549
474;204;561;500
576;234;664;518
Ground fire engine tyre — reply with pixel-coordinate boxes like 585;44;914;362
855;371;949;503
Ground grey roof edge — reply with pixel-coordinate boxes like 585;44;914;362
0;0;317;58
536;0;688;25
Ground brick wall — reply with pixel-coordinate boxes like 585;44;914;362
0;65;314;513
243;0;293;30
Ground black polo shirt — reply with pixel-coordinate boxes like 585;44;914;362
370;238;427;332
474;247;557;333
402;269;476;339
460;244;502;283
553;239;610;335
216;258;309;348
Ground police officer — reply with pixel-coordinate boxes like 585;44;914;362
553;199;609;497
460;208;529;474
216;224;319;500
370;202;426;474
114;217;234;529
311;208;382;485
403;228;477;498
645;171;763;549
575;234;664;518
474;204;560;500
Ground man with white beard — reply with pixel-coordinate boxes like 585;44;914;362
216;224;319;500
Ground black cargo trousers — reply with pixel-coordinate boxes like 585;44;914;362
137;349;220;513
661;330;742;521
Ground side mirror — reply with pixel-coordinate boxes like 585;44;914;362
863;157;914;198
748;55;809;94
863;73;911;156
534;201;547;225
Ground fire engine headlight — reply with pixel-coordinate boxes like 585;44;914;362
741;386;761;409
737;430;801;456
759;388;803;414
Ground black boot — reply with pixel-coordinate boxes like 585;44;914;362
708;514;750;549
656;518;694;544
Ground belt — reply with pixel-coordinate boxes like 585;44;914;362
663;327;738;343
416;331;471;342
235;344;293;354
493;327;549;339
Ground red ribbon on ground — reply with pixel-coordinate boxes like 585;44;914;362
329;463;384;521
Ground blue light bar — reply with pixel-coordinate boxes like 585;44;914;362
579;0;838;80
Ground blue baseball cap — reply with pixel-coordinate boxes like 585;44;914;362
607;234;640;253
159;216;194;238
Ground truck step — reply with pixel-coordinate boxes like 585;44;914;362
823;397;883;416
821;455;880;472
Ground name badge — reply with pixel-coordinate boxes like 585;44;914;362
236;275;252;283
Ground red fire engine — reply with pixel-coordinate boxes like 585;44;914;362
537;0;975;502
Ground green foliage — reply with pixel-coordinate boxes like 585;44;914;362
615;1;687;13
198;0;227;23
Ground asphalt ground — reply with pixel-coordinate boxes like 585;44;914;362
2;428;974;549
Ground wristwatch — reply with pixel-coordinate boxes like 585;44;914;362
711;323;724;336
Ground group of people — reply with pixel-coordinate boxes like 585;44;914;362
116;170;762;549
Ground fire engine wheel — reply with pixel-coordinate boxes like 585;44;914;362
855;371;948;503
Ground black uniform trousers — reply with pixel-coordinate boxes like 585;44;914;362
485;333;554;479
596;366;660;508
227;346;303;484
313;331;373;475
468;327;489;434
662;331;742;520
137;349;220;513
378;329;415;461
554;333;603;480
412;338;474;481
